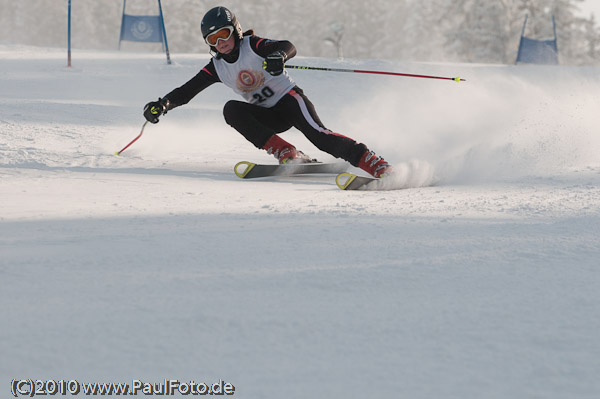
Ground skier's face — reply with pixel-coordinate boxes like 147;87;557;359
215;35;235;54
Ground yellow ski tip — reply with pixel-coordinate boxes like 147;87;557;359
114;152;121;156
336;172;357;190
234;161;255;178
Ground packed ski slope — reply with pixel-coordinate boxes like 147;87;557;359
1;45;599;398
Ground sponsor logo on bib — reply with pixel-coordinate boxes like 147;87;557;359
236;69;265;93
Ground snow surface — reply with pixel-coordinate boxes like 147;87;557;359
1;45;600;398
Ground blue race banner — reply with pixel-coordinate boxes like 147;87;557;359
515;15;558;65
120;15;163;43
516;37;558;64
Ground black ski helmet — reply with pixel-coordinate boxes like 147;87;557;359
201;6;243;46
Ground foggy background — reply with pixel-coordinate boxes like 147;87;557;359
1;0;599;65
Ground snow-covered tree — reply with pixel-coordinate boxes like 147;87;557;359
583;14;600;62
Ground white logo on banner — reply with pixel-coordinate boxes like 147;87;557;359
131;21;153;40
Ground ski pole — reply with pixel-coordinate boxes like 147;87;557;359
286;65;465;82
114;121;148;156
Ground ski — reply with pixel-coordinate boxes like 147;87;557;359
234;161;348;179
335;172;379;190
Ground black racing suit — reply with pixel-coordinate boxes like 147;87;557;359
162;35;368;166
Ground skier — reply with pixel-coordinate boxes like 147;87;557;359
143;6;392;178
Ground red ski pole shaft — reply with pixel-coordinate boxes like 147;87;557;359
286;65;465;82
115;121;148;156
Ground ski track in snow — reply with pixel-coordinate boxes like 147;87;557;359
1;45;600;398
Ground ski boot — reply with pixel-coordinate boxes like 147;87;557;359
263;135;317;164
358;150;392;178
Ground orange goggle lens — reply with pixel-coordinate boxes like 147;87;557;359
205;26;234;46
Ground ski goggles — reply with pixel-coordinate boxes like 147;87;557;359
205;26;234;46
